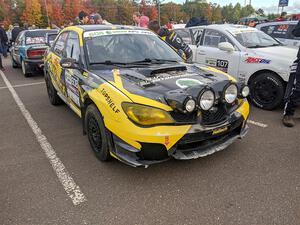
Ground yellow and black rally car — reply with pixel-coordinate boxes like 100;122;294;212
44;25;250;167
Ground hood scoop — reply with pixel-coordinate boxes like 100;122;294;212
138;65;187;77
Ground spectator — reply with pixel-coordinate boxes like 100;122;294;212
276;12;288;21
165;18;174;30
283;20;300;127
93;13;111;25
148;20;193;62
11;23;22;43
132;12;141;26
78;11;89;25
139;16;149;28
0;23;8;58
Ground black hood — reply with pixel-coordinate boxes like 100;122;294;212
91;63;234;107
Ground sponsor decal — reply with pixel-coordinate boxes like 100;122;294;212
65;71;80;106
100;88;120;113
212;126;228;135
176;78;203;89
205;58;229;73
84;29;155;38
165;136;170;146
245;57;271;64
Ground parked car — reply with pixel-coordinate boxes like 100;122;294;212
44;25;250;167
11;29;58;77
174;24;298;110
256;21;300;49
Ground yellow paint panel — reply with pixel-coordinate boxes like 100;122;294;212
236;100;250;120
87;83;191;151
201;66;237;82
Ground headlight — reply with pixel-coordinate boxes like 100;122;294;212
184;98;196;113
122;102;175;126
241;85;250;98
224;84;238;104
199;90;215;111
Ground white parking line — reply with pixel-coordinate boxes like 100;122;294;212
0;81;45;90
0;70;87;206
248;120;268;128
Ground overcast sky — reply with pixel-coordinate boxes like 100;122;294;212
166;0;300;14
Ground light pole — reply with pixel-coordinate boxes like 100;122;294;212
44;0;50;27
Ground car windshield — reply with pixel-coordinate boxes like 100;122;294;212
231;30;280;48
84;30;183;65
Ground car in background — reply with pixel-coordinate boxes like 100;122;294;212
11;29;58;77
174;24;298;110
256;21;300;49
44;25;249;167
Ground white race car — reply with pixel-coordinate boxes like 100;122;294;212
174;24;298;110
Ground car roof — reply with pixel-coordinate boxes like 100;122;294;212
256;20;298;28
76;25;147;31
180;24;257;32
23;29;58;33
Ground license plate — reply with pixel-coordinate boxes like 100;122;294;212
212;126;228;135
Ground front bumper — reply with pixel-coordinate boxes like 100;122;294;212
109;115;249;167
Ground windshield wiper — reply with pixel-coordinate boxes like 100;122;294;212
89;60;127;65
127;58;178;64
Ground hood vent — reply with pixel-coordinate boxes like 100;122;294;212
137;65;187;77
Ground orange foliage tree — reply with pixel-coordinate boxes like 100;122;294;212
22;0;43;26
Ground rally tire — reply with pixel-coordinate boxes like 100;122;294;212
21;60;31;77
85;104;111;161
249;72;285;110
11;56;18;68
45;72;63;106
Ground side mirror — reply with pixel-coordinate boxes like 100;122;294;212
60;58;79;69
218;42;235;52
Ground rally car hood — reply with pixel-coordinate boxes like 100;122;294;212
246;46;298;64
91;63;233;107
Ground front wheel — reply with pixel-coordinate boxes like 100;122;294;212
85;104;111;161
249;73;285;110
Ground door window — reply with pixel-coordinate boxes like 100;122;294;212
65;32;80;61
53;32;68;57
287;25;300;40
203;29;232;48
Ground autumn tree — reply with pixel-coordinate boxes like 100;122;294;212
22;0;43;26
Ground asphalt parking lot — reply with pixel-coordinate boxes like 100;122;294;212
0;57;300;225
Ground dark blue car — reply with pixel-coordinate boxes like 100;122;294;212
11;29;58;77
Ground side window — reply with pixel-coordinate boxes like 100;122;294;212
175;29;192;45
288;25;300;40
65;32;80;61
203;29;232;48
269;24;289;39
53;32;68;57
15;32;24;45
260;25;273;35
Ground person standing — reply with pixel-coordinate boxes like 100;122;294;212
283;20;300;127
148;20;193;62
11;23;22;43
78;11;89;25
0;23;8;58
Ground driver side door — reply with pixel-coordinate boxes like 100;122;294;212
198;29;241;77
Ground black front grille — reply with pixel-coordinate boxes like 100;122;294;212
201;105;227;125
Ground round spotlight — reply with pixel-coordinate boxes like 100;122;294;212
241;86;250;98
199;90;215;111
224;84;238;104
185;98;196;112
